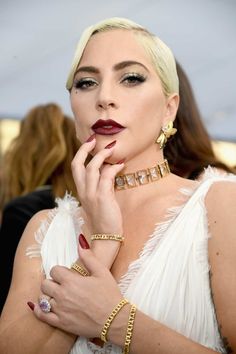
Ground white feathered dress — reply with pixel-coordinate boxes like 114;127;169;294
27;169;236;354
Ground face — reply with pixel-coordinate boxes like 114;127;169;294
70;29;177;167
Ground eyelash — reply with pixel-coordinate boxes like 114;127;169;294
73;72;146;90
74;78;98;90
121;73;146;85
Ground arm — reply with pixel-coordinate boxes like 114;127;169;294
0;136;125;354
27;139;236;353
32;243;220;354
30;181;236;353
0;210;76;354
0;202;28;312
118;180;236;353
206;180;236;353
0;191;55;313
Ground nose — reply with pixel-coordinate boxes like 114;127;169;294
95;84;118;111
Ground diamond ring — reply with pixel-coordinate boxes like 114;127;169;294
39;297;51;313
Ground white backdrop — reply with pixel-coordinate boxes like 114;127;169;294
0;0;236;141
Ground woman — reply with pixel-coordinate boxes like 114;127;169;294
0;18;235;354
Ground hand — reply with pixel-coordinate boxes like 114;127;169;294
31;240;123;338
71;136;124;236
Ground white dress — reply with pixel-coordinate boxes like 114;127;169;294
26;168;236;354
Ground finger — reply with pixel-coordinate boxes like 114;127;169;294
33;303;61;328
50;265;71;284
41;278;60;299
71;138;97;197
38;292;51;302
85;147;116;198
78;237;108;278
98;162;125;194
73;135;97;166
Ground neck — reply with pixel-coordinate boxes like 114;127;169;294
120;147;164;174
115;159;170;191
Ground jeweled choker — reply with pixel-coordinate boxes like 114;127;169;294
115;159;170;190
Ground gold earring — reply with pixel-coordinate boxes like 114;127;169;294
156;121;177;149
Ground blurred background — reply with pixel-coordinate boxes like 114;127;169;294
0;0;236;165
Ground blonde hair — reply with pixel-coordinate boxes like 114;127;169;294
66;17;179;96
0;103;80;209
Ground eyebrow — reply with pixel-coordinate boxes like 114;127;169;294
75;60;149;75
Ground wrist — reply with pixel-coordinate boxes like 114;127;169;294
101;300;137;353
106;303;131;346
90;232;124;269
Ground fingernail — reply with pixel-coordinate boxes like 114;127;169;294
79;234;90;249
116;158;125;164
27;301;35;311
105;140;116;149
86;133;96;142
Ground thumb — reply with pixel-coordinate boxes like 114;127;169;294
78;234;107;277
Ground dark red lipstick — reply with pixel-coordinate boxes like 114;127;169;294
91;119;125;135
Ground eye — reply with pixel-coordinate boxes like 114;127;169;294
121;73;146;86
74;78;98;90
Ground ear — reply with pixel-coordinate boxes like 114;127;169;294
162;93;179;126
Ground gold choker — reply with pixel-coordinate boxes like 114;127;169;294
115;159;170;190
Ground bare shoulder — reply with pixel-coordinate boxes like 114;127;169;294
205;177;236;200
205;179;236;229
11;208;54;263
18;208;53;247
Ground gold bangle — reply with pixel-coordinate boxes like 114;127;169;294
91;234;124;242
70;262;90;276
122;304;137;354
100;298;129;343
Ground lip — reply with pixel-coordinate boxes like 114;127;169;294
91;119;125;135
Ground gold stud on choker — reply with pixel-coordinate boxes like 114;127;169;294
115;159;170;190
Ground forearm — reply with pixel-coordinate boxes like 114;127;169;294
0;315;76;354
109;306;220;354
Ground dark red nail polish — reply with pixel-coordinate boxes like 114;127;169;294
79;234;90;249
27;301;35;311
116;158;125;164
86;133;96;142
105;140;116;149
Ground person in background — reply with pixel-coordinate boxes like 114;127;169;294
0;155;3;224
1;17;236;354
0;102;80;312
166;61;235;179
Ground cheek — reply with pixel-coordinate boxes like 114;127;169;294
70;95;84;139
70;93;88;122
70;91;94;119
70;92;81;117
130;91;165;123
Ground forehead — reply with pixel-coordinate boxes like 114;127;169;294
78;29;153;69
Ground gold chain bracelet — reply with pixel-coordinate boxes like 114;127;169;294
70;262;90;276
91;234;124;242
100;299;129;343
122;304;137;354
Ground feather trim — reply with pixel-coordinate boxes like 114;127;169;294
118;183;200;295
25;193;82;264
